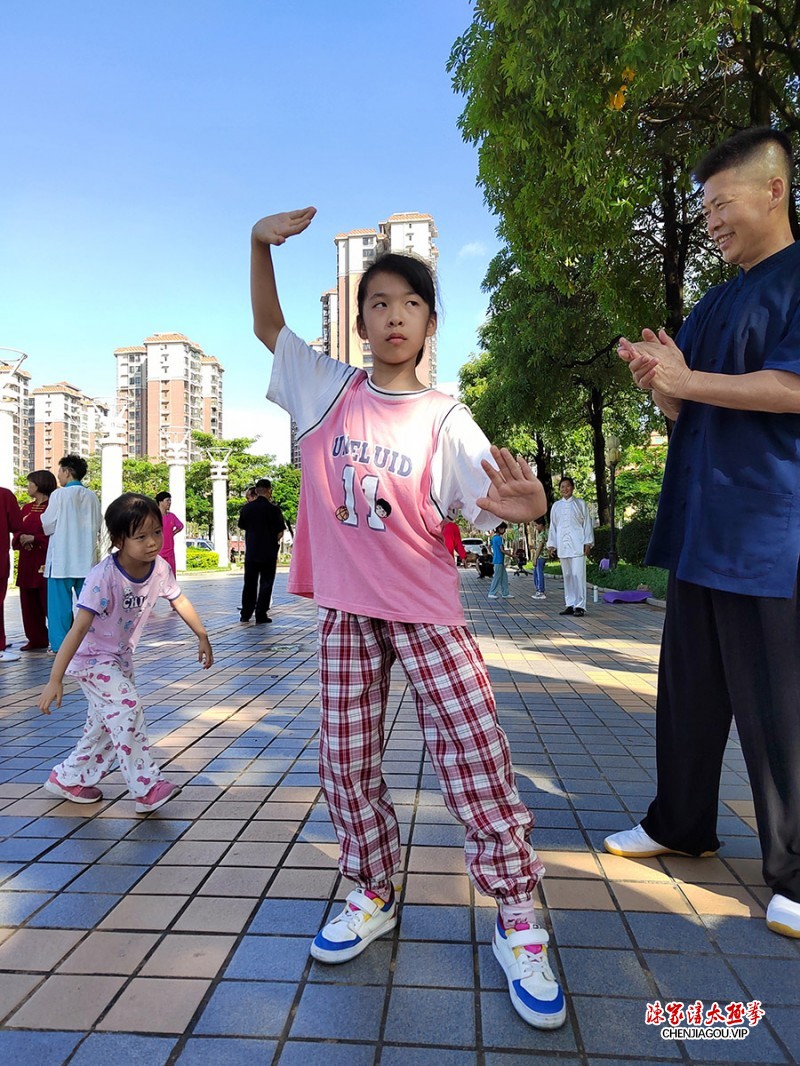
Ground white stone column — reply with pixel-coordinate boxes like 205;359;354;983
99;410;125;519
210;461;229;568
166;440;188;573
0;403;14;491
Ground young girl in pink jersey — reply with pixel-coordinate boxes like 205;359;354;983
38;493;213;814
251;208;565;1030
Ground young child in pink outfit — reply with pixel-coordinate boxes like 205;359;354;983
38;493;213;814
251;207;566;1030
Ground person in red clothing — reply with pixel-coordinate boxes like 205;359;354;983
156;491;184;575
442;515;478;567
0;485;24;663
13;470;57;651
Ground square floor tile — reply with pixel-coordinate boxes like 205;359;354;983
384;987;475;1046
27;892;121;928
280;1041;378;1066
290;982;385;1041
69;1033;177;1066
560;947;651;997
139;934;236;978
65;864;148;894
550;909;633;949
625;911;716;954
97;977;210;1033
248;898;328;936
57;931;160;975
173;896;256;934
0;1031;82;1062
175;1037;278;1065
399;904;472;942
194;980;295;1036
0;928;85;972
571;996;681;1058
0;972;44;1019
99;894;189;930
7;974;126;1030
0;890;53;925
393;941;474;988
223;935;308;982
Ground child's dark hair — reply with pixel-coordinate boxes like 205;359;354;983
105;493;162;545
559;476;575;489
27;469;57;496
155;491;171;504
59;454;87;481
356;253;437;367
694;127;794;185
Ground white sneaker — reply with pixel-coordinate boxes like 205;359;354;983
493;916;566;1029
766;893;800;938
0;649;21;662
502;594;515;599
604;823;717;858
532;592;546;600
488;594;499;600
310;888;397;963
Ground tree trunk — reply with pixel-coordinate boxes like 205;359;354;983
534;435;553;516
587;388;609;524
747;14;772;126
660;154;685;335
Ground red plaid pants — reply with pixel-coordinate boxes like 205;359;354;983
318;608;545;903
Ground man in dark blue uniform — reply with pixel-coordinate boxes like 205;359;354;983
238;478;286;624
605;128;800;940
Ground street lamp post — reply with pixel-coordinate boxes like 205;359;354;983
605;434;622;569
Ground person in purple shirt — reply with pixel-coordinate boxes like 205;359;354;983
606;128;800;940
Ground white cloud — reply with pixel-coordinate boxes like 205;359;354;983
457;241;487;260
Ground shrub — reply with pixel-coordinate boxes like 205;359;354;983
617;518;655;567
586;561;668;600
589;525;611;563
187;548;219;570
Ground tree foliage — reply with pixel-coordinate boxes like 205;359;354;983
450;1;799;330
448;1;799;516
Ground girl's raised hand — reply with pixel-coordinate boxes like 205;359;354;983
252;208;317;247
477;447;547;524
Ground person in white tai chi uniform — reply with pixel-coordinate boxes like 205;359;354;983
547;477;594;617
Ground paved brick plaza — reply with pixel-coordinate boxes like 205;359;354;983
0;569;798;1065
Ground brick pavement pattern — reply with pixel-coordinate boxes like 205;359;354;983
0;570;798;1065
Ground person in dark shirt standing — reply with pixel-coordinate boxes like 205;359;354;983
238;477;286;624
605;128;800;941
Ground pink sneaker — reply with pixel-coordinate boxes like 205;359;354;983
44;771;102;804
135;780;181;814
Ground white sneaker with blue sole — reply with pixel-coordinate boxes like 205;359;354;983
310;888;397;963
493;916;566;1029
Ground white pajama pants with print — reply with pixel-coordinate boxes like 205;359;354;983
561;554;587;610
53;664;161;799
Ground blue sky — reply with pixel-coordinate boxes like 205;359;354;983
1;1;500;462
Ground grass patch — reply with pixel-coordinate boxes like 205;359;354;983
545;560;668;600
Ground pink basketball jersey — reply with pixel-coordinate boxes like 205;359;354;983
290;372;467;625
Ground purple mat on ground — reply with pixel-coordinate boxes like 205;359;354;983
602;589;651;603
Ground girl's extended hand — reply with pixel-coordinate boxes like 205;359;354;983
477;447;547;524
38;680;63;715
197;635;213;670
252;208;317;247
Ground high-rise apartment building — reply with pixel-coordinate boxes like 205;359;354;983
0;359;32;476
114;333;224;460
329;212;438;386
32;384;107;471
201;355;224;438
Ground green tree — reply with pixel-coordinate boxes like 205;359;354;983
460;248;657;520
449;0;800;337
